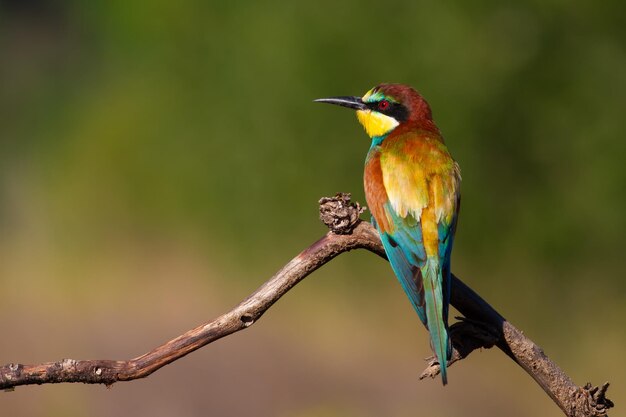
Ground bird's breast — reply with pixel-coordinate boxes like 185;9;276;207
364;149;393;233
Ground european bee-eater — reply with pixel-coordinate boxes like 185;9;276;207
315;84;461;384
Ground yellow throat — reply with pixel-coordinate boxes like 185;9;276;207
356;109;399;138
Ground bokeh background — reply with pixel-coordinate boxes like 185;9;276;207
1;1;625;416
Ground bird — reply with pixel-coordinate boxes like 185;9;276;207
315;84;461;384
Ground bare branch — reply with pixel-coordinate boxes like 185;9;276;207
0;194;613;417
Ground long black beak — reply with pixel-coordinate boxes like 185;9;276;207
314;96;367;110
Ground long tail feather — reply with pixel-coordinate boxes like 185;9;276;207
422;257;450;385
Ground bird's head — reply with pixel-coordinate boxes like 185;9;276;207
315;83;438;139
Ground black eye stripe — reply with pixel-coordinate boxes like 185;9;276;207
366;101;409;122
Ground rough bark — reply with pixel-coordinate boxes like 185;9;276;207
0;194;613;417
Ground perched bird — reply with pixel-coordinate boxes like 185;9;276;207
315;84;461;384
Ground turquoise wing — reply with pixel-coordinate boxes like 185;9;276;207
373;204;428;325
374;195;459;385
439;200;459;325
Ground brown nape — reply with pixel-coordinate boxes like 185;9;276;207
375;83;440;134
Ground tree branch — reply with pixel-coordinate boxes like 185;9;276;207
0;194;613;417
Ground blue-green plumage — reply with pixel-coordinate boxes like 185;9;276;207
375;207;454;384
315;83;461;385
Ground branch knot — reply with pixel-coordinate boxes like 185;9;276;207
575;382;614;416
319;193;365;234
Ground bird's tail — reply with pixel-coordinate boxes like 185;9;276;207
422;256;451;385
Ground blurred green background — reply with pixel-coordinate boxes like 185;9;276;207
1;1;624;416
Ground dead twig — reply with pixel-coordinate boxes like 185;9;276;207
0;193;613;417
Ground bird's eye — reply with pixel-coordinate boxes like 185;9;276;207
378;100;390;111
